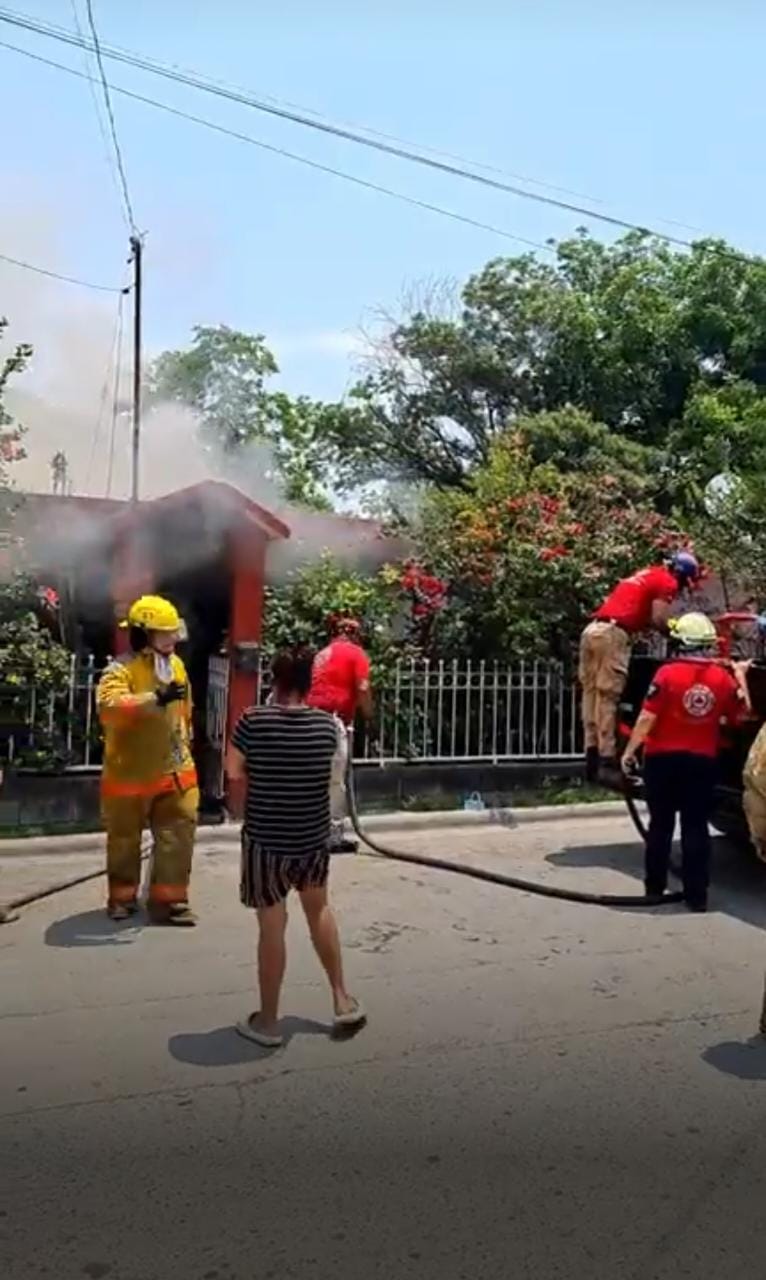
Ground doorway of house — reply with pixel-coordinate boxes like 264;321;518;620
155;553;231;818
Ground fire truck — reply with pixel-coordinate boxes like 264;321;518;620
616;612;766;846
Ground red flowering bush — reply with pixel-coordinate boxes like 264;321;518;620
415;431;689;660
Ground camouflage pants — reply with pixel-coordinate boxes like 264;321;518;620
578;621;631;758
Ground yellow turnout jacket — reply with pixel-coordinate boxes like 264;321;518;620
96;651;196;797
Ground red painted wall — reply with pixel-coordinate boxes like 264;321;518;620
226;525;268;815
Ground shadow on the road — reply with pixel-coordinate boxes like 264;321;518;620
44;910;143;948
702;1038;766;1080
168;1016;333;1066
547;837;766;932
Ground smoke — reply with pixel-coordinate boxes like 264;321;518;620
1;210;406;589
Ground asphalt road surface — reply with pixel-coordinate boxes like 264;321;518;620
4;814;766;1280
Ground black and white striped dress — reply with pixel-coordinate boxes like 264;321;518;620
232;705;339;905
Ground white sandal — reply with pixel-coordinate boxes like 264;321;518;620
333;998;366;1029
236;1013;284;1048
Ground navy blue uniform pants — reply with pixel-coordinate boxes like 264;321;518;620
643;752;716;905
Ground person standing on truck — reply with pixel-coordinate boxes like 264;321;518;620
97;595;199;925
580;551;700;785
307;615;373;852
620;612;748;912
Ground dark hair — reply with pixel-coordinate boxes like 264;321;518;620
328;613;361;639
271;646;315;697
128;624;148;653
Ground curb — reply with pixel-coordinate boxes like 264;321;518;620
0;801;627;858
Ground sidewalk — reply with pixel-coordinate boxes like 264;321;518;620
0;800;626;859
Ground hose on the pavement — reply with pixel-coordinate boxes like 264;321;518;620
1;765;680;923
0;851;150;923
345;761;683;909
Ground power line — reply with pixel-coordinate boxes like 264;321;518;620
81;0;137;233
1;5;625;215
0;39;556;255
0;249;128;292
0;6;713;250
68;0;130;230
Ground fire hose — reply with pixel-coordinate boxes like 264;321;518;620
0;763;680;924
344;756;683;908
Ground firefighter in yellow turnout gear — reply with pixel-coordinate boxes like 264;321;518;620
97;595;199;925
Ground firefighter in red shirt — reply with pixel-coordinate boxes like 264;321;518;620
621;612;749;911
307;615;373;851
580;551;700;784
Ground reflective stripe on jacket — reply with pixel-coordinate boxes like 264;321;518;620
97;651;196;797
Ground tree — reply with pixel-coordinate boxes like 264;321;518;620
147;325;338;509
0;320;70;699
320;232;766;503
413;425;689;661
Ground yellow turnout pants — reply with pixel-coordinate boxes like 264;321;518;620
578;620;631;758
744;724;766;861
102;785;199;908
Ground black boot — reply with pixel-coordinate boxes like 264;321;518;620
685;896;708;914
644;882;667;901
597;757;624;789
585;747;600;784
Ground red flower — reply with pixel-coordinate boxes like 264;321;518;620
539;546;569;562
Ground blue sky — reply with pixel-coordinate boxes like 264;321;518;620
2;0;766;490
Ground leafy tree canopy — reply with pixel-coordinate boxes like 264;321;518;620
147;324;339;510
318;231;766;505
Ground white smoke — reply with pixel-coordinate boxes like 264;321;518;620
1;210;408;585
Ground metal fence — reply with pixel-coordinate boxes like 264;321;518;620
3;654;101;769
256;657;582;763
5;655;582;769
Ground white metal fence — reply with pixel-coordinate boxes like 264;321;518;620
4;655;582;769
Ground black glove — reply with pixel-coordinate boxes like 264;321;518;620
155;681;186;708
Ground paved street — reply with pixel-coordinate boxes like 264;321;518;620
4;814;766;1279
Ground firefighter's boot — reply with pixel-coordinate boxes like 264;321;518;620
597;757;624;790
585;747;600;784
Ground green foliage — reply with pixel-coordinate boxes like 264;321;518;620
147;324;339;510
263;553;407;669
0;323;72;766
317;232;766;508
413;424;687;660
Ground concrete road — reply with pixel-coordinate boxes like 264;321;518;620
4;814;766;1280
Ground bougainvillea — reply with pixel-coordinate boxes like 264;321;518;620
415;432;691;660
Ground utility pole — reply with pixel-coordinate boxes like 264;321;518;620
130;234;143;504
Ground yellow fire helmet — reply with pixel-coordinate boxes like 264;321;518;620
668;611;718;649
121;595;183;634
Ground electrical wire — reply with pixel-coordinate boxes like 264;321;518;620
0;248;127;292
81;0;137;233
0;4;624;214
0;40;556;255
0;5;720;251
68;0;130;230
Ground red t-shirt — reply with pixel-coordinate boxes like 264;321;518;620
642;659;741;757
594;566;679;633
307;638;371;725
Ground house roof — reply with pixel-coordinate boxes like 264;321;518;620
108;480;290;542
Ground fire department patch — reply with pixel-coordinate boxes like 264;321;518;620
682;683;715;718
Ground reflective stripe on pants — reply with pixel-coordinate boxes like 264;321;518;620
102;786;199;907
